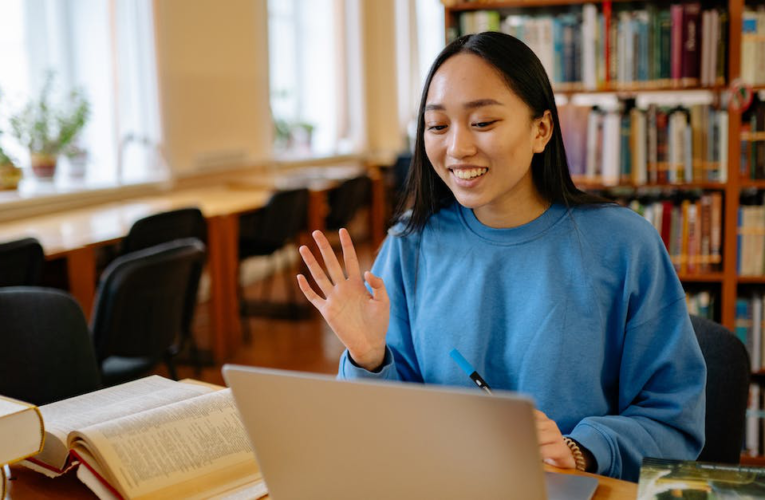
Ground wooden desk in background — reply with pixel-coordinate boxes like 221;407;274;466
0;186;271;362
6;462;637;499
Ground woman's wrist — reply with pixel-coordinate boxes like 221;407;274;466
348;345;387;372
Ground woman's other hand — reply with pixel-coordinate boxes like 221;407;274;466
297;228;389;371
535;410;576;469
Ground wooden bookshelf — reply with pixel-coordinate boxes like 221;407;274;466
444;0;765;461
444;0;751;332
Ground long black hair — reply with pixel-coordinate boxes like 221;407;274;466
394;31;609;234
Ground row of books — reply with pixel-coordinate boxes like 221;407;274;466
455;3;727;90
742;8;765;86
735;293;765;374
561;103;729;186
737;199;765;276
741;95;765;180
628;194;723;275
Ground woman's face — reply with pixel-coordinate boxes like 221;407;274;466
423;53;552;227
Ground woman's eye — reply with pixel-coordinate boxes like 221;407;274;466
472;120;497;128
427;124;447;131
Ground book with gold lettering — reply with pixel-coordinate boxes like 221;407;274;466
0;395;44;466
21;376;266;500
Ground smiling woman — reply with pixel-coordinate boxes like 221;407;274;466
296;31;707;483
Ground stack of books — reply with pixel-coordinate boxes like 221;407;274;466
3;376;268;500
0;395;45;499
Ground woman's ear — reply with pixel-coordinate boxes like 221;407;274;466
532;110;553;154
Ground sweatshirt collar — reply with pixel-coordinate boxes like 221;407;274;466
458;202;568;245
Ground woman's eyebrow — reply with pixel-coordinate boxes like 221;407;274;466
424;99;503;112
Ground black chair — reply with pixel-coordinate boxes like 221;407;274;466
238;188;309;334
0;237;45;287
121;207;207;255
325;175;372;231
120;208;208;373
0;287;101;405
690;315;751;463
91;238;206;386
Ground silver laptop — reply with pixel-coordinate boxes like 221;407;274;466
223;365;598;500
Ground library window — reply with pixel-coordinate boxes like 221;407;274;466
268;0;357;156
0;0;162;185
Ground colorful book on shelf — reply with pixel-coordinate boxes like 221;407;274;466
0;395;44;466
20;376;266;500
637;457;765;499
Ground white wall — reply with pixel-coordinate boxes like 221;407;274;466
153;0;272;175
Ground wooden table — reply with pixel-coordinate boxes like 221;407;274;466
0;185;271;362
5;462;637;499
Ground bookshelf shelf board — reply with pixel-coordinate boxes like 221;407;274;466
448;0;636;11
740;180;765;189
554;84;725;96
573;181;726;191
677;273;724;283
736;277;765;284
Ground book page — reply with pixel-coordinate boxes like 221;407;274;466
70;389;260;499
35;376;213;470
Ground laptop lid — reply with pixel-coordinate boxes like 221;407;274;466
224;365;553;500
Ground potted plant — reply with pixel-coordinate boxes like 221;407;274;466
0;144;21;190
9;73;90;179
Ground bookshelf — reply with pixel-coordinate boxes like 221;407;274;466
443;0;765;459
442;0;759;331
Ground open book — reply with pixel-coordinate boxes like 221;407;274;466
0;395;44;466
22;376;267;500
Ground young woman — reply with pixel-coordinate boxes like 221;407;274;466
296;32;705;482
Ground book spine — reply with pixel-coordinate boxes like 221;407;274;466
681;3;702;86
670;4;684;83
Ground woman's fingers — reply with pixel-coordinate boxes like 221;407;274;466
312;230;347;284
339;228;361;280
299;245;335;298
365;271;389;303
296;274;325;308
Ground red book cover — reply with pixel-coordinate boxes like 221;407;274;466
681;3;702;85
604;1;612;84
661;200;674;250
670;4;683;82
656;109;670;184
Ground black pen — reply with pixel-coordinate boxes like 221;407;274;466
450;348;493;395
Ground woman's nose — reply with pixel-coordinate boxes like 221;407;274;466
446;126;477;159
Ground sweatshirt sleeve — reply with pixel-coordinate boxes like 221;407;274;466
338;231;424;382
568;219;706;482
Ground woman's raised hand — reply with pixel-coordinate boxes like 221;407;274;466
296;228;389;371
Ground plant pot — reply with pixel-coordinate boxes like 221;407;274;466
0;162;22;190
30;153;57;179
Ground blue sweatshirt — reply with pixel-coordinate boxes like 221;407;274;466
338;201;706;482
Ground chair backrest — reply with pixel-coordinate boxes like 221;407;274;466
121;207;207;256
0;238;45;287
690;315;751;463
326;176;372;230
0;287;101;405
91;238;206;364
238;188;309;256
